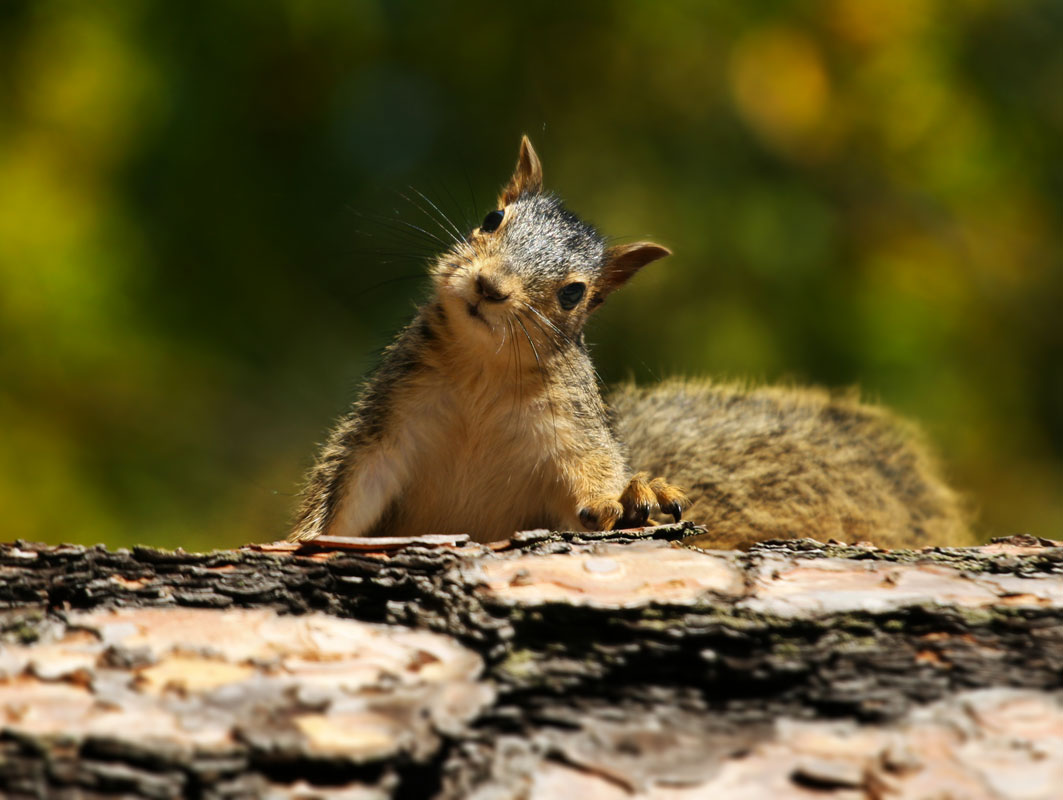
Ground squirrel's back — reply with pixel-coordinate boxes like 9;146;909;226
610;380;972;549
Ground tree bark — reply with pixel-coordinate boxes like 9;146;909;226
2;526;1062;799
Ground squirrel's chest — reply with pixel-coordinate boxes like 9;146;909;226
408;381;557;477
385;379;566;538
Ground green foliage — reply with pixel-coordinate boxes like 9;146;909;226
0;0;1060;548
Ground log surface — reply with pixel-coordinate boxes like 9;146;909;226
2;526;1062;799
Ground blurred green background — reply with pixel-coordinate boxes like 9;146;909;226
1;0;1060;550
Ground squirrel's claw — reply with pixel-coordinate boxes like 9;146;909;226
618;473;656;528
661;502;683;523
614;473;691;529
649;477;690;523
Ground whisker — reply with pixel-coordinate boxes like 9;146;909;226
520;302;572;348
514;315;559;452
519;307;562;354
461;166;478;229
399;187;468;251
494;315;508;355
520;312;570;371
348;216;433;240
413;184;469;245
344;243;437;262
346;206;451;250
437;179;475;237
351;274;426;298
637;359;662;382
506;317;521;441
508;314;520;424
442;250;476;280
520;311;586;396
521;301;606;387
396;191;461;250
369;213;450;250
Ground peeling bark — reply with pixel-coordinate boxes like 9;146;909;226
2;527;1062;799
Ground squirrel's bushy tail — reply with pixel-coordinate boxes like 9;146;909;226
609;379;973;550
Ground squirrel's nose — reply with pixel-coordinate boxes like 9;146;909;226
476;274;509;303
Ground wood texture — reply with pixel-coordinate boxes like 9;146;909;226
2;526;1062;799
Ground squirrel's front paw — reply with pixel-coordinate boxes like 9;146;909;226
579;497;624;531
579;473;690;531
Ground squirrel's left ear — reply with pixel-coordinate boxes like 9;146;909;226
499;135;543;206
589;242;671;309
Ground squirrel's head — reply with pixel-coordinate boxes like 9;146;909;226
430;136;670;357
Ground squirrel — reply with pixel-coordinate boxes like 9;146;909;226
291;136;971;550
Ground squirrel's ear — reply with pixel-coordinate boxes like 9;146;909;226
499;135;543;206
590;242;671;309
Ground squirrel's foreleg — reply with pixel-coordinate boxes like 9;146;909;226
290;412;411;542
556;426;689;531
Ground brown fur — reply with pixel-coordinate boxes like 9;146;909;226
610;380;973;549
293;137;971;549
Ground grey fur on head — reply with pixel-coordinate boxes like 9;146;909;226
497;193;605;285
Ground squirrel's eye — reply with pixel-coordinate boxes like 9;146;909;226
557;282;586;310
480;209;504;233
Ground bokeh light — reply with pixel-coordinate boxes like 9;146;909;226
0;0;1059;549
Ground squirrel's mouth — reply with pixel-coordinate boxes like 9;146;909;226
466;301;491;327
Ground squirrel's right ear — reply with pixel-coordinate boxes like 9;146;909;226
499;135;543;206
590;242;671;309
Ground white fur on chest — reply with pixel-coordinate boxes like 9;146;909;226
383;368;570;541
